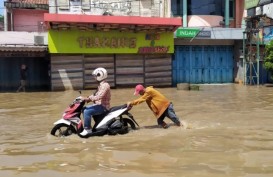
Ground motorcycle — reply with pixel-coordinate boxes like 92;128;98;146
50;92;139;138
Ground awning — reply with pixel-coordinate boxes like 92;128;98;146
0;45;48;57
44;13;182;33
4;0;49;10
0;45;47;52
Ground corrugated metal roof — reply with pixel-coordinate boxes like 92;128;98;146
0;46;47;52
10;0;48;4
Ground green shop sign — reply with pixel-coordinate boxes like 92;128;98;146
245;0;259;9
48;30;174;54
176;28;200;38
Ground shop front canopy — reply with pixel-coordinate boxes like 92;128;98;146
44;13;182;33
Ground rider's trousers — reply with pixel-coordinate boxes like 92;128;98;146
83;104;107;129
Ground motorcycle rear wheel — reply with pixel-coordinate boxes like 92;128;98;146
50;124;77;137
122;118;137;130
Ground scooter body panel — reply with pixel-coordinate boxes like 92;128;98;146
53;119;71;125
96;108;127;128
53;117;81;126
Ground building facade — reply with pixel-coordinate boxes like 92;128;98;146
3;0;267;91
45;0;181;90
1;0;49;92
171;0;246;85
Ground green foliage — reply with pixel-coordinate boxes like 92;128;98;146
264;40;273;79
0;15;3;23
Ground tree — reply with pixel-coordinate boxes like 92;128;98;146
264;40;273;80
0;15;3;23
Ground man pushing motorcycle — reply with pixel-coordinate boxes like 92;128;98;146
80;67;111;136
127;84;183;129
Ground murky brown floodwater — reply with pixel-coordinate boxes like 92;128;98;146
1;84;273;177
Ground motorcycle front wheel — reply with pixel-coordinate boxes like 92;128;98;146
50;123;77;137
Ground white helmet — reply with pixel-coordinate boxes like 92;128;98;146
92;67;108;81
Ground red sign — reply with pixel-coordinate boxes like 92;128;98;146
138;46;169;54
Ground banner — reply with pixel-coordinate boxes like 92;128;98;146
48;30;174;54
264;26;273;44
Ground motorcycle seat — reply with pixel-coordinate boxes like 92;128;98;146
108;104;127;112
93;104;127;120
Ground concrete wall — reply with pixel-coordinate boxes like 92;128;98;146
187;15;224;27
49;0;168;17
12;9;47;32
0;32;48;45
235;0;245;28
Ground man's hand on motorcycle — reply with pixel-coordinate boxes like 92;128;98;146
78;96;84;100
127;102;133;110
75;96;84;101
79;96;91;103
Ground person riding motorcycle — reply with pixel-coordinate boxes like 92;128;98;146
80;67;111;136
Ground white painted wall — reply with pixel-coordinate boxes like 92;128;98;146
49;0;167;17
0;32;48;45
263;3;273;19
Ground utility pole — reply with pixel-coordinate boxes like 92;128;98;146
243;15;263;85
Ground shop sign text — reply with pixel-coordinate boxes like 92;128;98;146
78;36;137;48
176;28;200;38
138;46;169;54
77;35;170;54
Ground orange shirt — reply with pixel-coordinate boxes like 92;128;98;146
130;86;170;118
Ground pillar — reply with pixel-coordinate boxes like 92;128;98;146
225;0;230;27
183;0;187;27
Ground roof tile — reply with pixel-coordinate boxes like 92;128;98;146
11;0;48;5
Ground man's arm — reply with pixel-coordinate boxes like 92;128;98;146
129;92;150;106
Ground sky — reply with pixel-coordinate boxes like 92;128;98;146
0;0;4;15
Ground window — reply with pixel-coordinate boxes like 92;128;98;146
82;0;91;10
171;0;183;16
171;0;235;18
58;0;69;10
229;0;234;19
188;0;224;16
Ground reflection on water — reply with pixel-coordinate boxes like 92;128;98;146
1;85;273;177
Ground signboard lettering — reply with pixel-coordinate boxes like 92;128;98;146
176;28;211;38
77;36;137;48
196;31;211;38
176;28;200;38
138;46;169;54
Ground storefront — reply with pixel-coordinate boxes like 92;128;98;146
173;27;244;85
45;14;181;90
0;47;49;92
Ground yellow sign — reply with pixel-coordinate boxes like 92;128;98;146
48;30;174;54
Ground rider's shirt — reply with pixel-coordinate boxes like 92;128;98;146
89;80;111;110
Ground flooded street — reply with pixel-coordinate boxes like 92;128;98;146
1;84;273;177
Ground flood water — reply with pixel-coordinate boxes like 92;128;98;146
1;84;273;177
